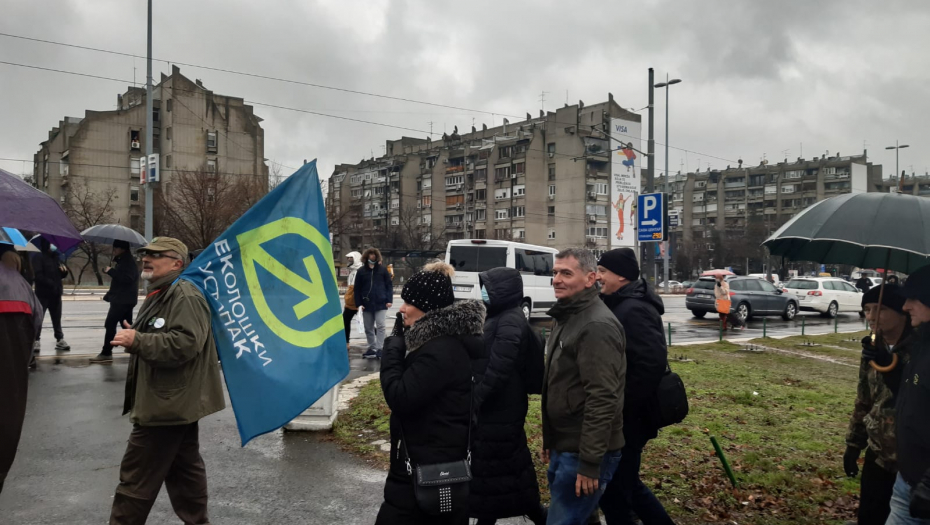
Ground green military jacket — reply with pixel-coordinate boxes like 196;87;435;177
846;329;914;471
122;271;225;426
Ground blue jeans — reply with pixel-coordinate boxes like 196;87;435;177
886;474;930;525
547;450;622;525
598;446;674;525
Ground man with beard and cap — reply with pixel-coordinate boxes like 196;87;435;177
884;265;930;524
32;237;70;352
593;247;674;525
91;240;140;363
0;244;43;493
342;250;363;351
106;237;224;524
844;284;913;525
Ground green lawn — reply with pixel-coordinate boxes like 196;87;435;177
333;333;867;524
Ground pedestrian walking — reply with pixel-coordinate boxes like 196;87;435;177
354;247;393;359
469;267;546;525
106;237;225;525
91;240;140;363
713;275;743;331
594;248;675;525
376;261;487;525
342;250;363;351
0;245;43;494
32;237;69;352
542;248;626;525
882;266;930;524
844;284;913;525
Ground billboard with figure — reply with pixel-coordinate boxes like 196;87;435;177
610;117;642;248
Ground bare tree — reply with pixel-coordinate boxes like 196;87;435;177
155;169;267;251
62;179;117;285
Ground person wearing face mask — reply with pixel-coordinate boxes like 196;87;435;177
342;251;363;351
376;261;487;524
468;267;547;525
354;247;394;359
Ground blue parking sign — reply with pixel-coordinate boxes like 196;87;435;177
637;192;666;242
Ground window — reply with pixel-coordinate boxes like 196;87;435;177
494;188;510;200
548;164;556;180
587;227;609;238
445;175;464;186
549;185;556;196
166;127;173;141
548;206;555;216
822;281;838;291
166;99;172;112
374;186;385;195
514;185;525;196
749;174;765;186
585;205;607;216
351;188;363;198
475;189;486;201
423;178;432;189
152;107;160;123
513;162;525;174
446;195;464;206
759;280;778;293
130;186;140;202
785;170;803;179
547;143;556;156
513;228;525;240
391;217;399;226
842;282;859;293
548;229;556;240
206;159;216;173
495;209;509;220
423;215;431;225
515;249;554;276
494;166;511;181
476;209;486;221
782;184;796;194
499;146;513;159
391;198;399;209
475;229;486;239
422;195;431;207
130;130;141;149
448;246;508;272
595;183;608;195
512;206;525;218
131;157;141;176
207;131;217;152
165;155;172;168
474;168;487;181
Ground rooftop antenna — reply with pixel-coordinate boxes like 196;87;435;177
427;121;434;136
539;91;549;112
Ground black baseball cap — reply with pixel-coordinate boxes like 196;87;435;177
901;264;930;307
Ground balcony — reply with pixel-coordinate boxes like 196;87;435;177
446;165;465;174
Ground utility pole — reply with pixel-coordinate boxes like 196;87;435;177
143;0;154;240
645;68;655;281
654;74;682;293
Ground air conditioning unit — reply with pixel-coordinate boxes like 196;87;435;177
417;202;421;208
588;191;597;200
60;195;66;203
548;194;555;201
588;215;598;223
548;152;554;158
131;140;141;149
455;203;462;209
456;184;463;191
443;159;449;164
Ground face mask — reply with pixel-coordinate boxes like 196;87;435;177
480;285;490;304
368;260;376;266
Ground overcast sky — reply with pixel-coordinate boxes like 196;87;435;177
2;0;929;182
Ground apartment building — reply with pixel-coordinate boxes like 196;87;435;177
656;152;883;273
327;95;642;258
33;65;267;231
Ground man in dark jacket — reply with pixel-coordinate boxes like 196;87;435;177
32;237;69;352
377;261;487;525
354;247;393;359
542;248;626;525
889;265;930;524
91;240;140;363
594;248;674;525
470;267;546;525
107;237;225;524
0;245;43;493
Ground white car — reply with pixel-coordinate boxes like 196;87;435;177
783;277;862;318
657;281;683;291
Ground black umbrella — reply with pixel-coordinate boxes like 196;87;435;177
81;224;148;247
762;191;930;372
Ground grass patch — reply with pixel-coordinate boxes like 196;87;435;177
748;330;869;367
334;332;864;524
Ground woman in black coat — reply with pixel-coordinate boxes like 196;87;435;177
470;267;546;525
376;262;487;525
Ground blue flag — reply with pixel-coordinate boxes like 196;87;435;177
181;160;349;445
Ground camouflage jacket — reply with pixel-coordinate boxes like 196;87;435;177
846;330;914;472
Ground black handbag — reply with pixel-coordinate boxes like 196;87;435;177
399;378;474;516
656;364;689;428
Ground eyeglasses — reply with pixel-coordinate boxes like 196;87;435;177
138;252;181;261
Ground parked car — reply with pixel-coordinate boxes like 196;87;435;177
686;276;798;322
657;280;683;291
749;273;781;286
782;277;862;318
680;280;694;290
446;239;557;320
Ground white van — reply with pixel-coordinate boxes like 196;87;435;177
445;239;558;320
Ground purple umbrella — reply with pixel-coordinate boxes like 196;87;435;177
0;168;82;253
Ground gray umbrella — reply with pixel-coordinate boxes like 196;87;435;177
81;224;148;247
762;192;930;274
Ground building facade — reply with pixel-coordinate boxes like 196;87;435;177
656;152;883;275
33;65;267;232
327;96;640;258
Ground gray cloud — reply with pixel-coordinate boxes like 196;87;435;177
2;0;929;182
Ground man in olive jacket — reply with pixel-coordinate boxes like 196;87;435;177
542;248;627;525
107;237;225;525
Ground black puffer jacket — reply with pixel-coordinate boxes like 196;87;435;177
468;267;541;520
601;277;668;448
104;251;140;306
378;300;487;523
32;248;66;299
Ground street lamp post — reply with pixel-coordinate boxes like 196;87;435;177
654;74;681;294
886;140;910;187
